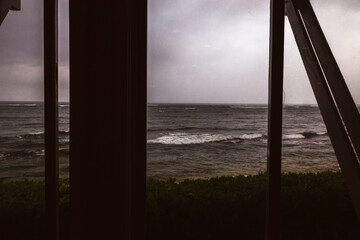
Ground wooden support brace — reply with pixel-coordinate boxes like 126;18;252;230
286;0;360;223
296;0;360;165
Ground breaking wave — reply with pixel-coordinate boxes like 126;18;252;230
147;131;327;145
147;133;263;145
283;131;327;140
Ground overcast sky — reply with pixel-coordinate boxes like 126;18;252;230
0;0;360;104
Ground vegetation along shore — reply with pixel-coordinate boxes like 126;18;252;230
0;171;359;239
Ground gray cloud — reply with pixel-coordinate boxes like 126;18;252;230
0;0;359;104
0;0;69;102
148;0;269;104
148;0;360;104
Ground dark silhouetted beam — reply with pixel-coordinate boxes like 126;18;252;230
10;0;19;10
0;0;20;25
286;0;360;222
44;0;59;239
297;0;360;165
70;0;147;239
267;0;285;239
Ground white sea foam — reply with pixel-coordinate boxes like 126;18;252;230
29;131;44;135
240;133;262;139
147;133;263;145
143;131;323;145
283;134;305;140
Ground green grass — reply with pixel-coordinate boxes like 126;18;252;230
0;172;359;239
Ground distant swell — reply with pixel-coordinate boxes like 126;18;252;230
302;131;327;138
3;150;42;158
147;126;243;132
12;130;69;139
3;104;38;107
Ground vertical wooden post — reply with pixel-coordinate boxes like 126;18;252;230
267;0;285;239
69;0;147;239
44;0;59;239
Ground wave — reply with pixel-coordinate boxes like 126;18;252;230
147;131;327;145
19;132;44;139
2;150;42;158
229;105;267;109
302;131;326;138
147;126;243;132
147;133;263;145
283;134;305;140
17;130;69;139
283;131;327;140
3;103;38;107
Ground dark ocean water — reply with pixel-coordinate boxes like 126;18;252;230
147;104;340;180
0;102;69;180
0;102;343;181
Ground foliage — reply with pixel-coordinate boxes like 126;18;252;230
0;172;359;239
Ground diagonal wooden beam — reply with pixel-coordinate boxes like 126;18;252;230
296;0;360;165
286;0;360;223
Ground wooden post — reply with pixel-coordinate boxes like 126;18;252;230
267;0;285;239
69;0;147;239
44;0;59;239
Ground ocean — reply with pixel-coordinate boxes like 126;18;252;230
0;102;69;180
147;104;340;180
0;102;342;181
